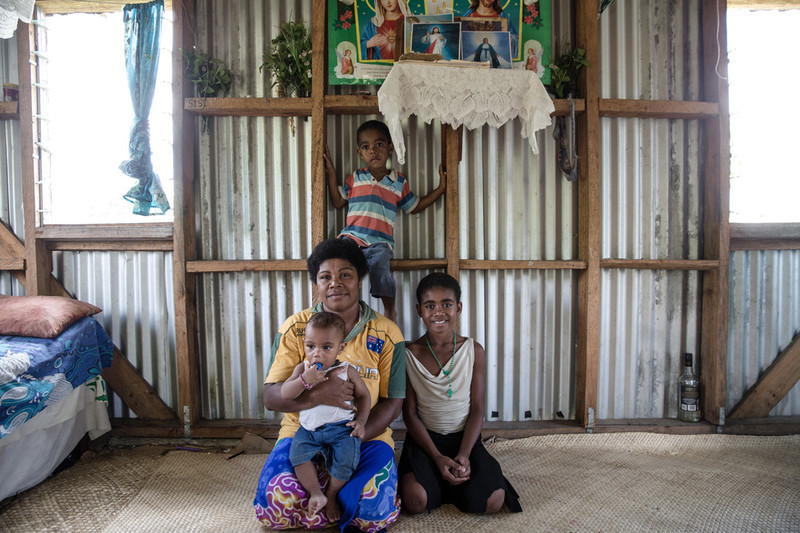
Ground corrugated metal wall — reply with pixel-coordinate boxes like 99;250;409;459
53;251;178;418
729;250;800;415
596;0;704;419
0;1;797;423
0;37;24;296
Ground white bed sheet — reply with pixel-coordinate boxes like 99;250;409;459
0;381;111;501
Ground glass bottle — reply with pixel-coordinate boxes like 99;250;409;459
678;352;701;422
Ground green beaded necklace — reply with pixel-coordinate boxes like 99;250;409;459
424;330;457;399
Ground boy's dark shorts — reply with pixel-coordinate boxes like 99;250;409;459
361;243;395;298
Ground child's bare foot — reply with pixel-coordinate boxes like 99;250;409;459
324;497;342;522
308;493;327;515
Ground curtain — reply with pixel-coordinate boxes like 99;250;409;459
120;0;169;216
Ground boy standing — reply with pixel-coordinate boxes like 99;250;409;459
324;120;446;322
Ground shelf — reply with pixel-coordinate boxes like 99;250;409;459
599;99;719;119
184;95;585;119
324;94;380;115
184;97;312;117
0;101;19;120
35;223;174;241
600;259;720;271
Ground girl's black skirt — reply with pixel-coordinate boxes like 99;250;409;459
398;429;522;513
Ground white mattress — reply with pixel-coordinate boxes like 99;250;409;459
0;382;111;501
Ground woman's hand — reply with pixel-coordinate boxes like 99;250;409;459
307;366;354;410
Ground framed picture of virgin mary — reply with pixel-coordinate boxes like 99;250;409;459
329;0;427;85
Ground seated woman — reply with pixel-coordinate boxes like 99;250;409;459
254;238;406;532
399;272;522;515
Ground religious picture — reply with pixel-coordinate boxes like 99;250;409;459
523;39;544;78
457;15;507;32
410;21;461;60
424;0;453;14
329;0;428;85
359;0;408;61
453;0;552;81
461;30;512;69
404;13;454;54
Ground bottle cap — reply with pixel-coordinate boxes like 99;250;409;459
684;353;693;365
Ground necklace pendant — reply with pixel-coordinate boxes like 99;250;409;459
447;387;452;399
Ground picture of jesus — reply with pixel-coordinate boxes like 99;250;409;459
422;26;446;55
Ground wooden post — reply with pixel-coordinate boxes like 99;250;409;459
444;126;461;279
311;0;327;247
17;21;48;296
575;0;601;430
699;0;730;425
173;0;202;431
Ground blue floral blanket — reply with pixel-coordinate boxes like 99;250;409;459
0;316;113;439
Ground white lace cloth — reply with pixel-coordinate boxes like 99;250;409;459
377;62;555;164
0;0;34;38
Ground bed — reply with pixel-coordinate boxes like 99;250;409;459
0;296;114;501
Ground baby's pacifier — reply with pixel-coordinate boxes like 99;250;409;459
314;362;323;370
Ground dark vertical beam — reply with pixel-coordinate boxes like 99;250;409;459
699;0;730;425
173;0;201;431
575;0;601;429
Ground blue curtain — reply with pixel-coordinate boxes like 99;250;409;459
120;0;170;216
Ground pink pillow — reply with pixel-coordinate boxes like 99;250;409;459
0;295;102;338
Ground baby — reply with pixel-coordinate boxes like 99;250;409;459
281;311;371;521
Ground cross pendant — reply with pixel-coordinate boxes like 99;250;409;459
447;387;453;399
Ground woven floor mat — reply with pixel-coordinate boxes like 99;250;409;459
1;433;798;532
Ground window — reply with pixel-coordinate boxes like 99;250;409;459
727;8;800;223
37;9;173;224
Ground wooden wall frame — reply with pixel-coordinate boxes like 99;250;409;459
5;1;798;439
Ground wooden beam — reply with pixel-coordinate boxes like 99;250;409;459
0;258;24;270
186;259;307;273
35;223;173;241
730;223;800;240
460;260;587;270
599;99;719;119
730;239;800;251
699;0;731;426
47;241;174;252
729;335;800;419
102;348;176;420
36;0;173;15
444;125;461;279
184;97;312;117
600;259;719;271
173;0;202;430
311;0;327;247
575;0;601;431
324;94;380;115
178;94;584;119
17;21;48;296
730;221;800;249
